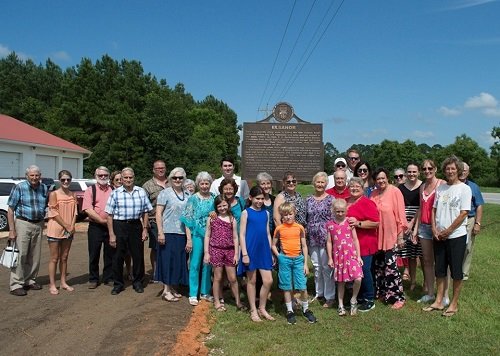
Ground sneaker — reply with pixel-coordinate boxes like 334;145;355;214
391;300;405;310
350;301;358;316
443;297;450;307
286;311;296;325
417;295;435;304
200;294;214;302
358;301;375;312
189;297;199;306
303;309;317;323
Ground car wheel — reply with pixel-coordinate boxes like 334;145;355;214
0;211;8;231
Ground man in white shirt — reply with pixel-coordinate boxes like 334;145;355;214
326;157;348;190
210;156;249;200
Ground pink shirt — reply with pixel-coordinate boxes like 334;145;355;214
370;185;407;251
82;184;113;221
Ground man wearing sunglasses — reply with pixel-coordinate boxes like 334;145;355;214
7;165;48;296
142;160;168;282
346;149;361;181
83;166;115;289
326;157;348;190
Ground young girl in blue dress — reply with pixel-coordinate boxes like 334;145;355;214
238;186;274;322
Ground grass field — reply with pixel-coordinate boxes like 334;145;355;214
480;186;500;193
206;204;500;356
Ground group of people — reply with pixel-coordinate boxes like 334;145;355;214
5;150;484;322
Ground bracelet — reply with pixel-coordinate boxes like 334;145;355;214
242;254;248;257
358;221;362;228
475;222;481;226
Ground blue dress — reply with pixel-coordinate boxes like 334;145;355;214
238;207;273;275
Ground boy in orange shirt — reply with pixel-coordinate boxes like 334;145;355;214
272;202;317;324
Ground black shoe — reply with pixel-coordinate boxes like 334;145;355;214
133;285;144;293
303;309;317;323
26;283;42;290
358;301;375;312
111;287;124;295
286;311;296;325
10;288;28;296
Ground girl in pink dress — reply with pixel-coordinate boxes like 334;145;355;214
204;196;244;312
327;199;363;316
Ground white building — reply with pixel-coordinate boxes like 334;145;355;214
0;114;91;179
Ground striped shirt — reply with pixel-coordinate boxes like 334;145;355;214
7;180;49;221
105;185;153;220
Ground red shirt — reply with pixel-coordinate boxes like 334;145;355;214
346;196;379;256
326;186;351;200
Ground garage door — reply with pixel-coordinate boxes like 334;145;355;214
0;151;21;178
36;154;57;179
62;158;79;178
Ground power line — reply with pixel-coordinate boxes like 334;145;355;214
256;0;297;117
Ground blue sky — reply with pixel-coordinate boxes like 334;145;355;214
1;0;499;154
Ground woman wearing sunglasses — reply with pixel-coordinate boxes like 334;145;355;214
353;161;376;197
273;172;306;228
46;170;78;295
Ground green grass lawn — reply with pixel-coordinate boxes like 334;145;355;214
206;204;500;355
480;186;500;193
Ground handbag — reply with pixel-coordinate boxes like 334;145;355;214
0;240;19;269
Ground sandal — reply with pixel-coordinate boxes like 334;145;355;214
422;305;444;312
258;308;275;321
215;305;227;312
250;310;262;322
236;304;248;312
163;292;179;302
442;309;458;317
338;306;346;316
402;273;410;281
49;288;59;295
61;285;74;292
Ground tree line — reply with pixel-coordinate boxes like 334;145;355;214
1;52;498;186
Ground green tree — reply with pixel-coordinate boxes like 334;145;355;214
324;142;339;173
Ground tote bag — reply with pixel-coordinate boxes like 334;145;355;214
1;241;19;269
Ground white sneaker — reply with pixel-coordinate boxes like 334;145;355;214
189;297;199;306
417;295;435;304
443;297;450;307
200;294;214;302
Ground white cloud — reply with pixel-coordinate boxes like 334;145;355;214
443;0;498;11
0;43;30;60
482;107;500;117
413;130;435;139
464;92;498;108
438;106;461;116
50;50;71;61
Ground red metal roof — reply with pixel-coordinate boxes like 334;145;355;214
0;114;91;154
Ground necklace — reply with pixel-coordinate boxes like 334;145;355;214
173;188;185;201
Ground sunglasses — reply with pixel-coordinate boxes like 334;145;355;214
97;174;109;178
422;167;434;171
348;157;360;161
113;178;121;182
357;168;368;173
336;164;346;168
394;174;405;179
172;176;184;181
286;179;297;184
60;178;72;183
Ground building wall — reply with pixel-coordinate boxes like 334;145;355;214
0;141;85;179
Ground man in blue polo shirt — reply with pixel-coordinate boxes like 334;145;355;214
7;165;48;296
459;162;484;281
106;167;152;295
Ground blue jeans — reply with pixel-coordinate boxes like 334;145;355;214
189;235;212;297
359;255;374;302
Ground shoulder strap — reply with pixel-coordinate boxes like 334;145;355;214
92;184;97;209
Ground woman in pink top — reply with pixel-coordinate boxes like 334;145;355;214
370;168;407;309
46;170;78;295
412;159;446;304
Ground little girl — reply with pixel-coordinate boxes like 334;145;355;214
204;196;244;311
327;199;364;316
237;186;274;322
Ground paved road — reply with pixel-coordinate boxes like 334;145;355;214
483;192;500;205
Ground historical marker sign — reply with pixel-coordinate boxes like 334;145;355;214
242;103;323;182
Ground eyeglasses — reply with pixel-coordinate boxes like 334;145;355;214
394;174;405;179
422;167;434;171
348;157;360;161
60;178;72;183
336;164;346;168
172;176;184;181
357;168;368;173
286;179;297;184
154;167;166;170
97;174;109;178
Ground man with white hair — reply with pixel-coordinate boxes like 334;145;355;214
7;165;48;296
459;162;484;280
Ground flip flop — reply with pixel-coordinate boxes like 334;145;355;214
162;292;179;302
62;285;75;292
442;309;458;317
49;288;59;295
236;304;248;312
215;305;227;312
422;305;444;312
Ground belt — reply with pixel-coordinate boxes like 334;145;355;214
17;216;43;223
115;219;141;224
468;215;475;218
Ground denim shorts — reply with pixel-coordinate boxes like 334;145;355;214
418;223;433;240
